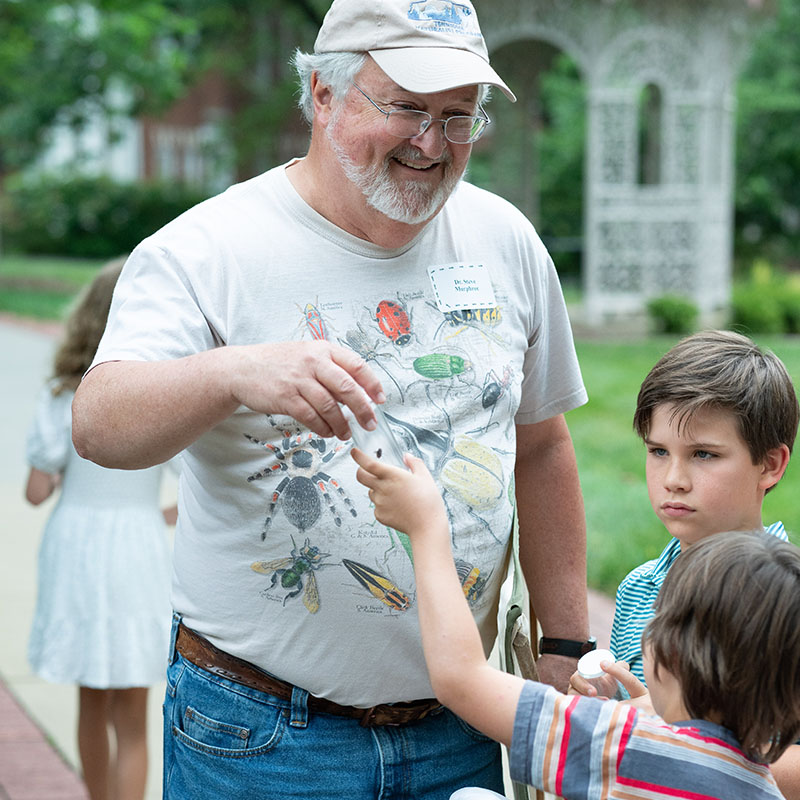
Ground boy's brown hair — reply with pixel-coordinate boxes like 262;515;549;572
633;330;799;487
645;530;800;762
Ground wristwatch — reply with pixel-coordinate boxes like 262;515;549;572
538;636;597;658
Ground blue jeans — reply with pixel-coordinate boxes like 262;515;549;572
163;615;503;799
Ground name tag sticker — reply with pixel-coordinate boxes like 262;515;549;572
428;264;497;311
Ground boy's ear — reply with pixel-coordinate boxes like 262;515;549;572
759;444;791;491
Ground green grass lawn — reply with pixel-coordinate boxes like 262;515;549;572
0;254;106;319
571;336;800;594
4;255;798;596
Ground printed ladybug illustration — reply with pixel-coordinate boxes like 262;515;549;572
375;300;411;346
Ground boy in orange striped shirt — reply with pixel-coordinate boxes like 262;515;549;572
354;448;800;800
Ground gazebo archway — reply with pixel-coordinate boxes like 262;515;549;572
476;0;768;325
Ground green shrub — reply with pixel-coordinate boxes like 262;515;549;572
777;278;800;334
1;174;209;258
646;294;698;334
731;282;785;334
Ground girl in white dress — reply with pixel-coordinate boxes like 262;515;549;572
25;258;175;800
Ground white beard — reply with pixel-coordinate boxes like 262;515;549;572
327;114;464;225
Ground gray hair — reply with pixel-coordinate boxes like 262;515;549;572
292;49;492;125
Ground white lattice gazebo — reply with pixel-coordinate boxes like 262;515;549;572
476;0;768;325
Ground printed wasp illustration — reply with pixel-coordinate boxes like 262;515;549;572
342;559;411;612
251;536;330;614
245;417;356;538
430;304;505;347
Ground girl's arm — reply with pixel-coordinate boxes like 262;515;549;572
352;449;525;746
25;467;58;505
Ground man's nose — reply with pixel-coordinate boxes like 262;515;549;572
409;120;448;158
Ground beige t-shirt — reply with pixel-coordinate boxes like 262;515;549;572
93;162;587;705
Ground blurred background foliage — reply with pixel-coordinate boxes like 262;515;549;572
1;0;799;281
2;0;800;592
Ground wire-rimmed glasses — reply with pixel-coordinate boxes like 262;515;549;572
351;83;490;145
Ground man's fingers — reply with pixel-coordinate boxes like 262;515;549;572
331;347;386;405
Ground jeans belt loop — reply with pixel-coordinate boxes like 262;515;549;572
290;685;309;729
168;612;182;666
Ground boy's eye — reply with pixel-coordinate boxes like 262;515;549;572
648;447;667;457
695;450;715;460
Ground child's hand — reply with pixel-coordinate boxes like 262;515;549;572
568;666;620;699
601;661;656;715
352;448;447;537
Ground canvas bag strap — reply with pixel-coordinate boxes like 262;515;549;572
502;510;545;800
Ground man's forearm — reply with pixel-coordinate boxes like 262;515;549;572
73;350;239;469
514;417;589;691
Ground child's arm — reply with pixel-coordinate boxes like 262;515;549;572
25;467;59;506
352;448;526;746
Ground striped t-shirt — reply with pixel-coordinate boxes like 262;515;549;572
609;522;786;684
510;681;782;799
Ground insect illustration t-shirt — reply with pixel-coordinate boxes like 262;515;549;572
92;161;587;707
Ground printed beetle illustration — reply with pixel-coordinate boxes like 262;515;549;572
245;418;356;538
383;387;505;541
374;299;412;347
342;558;411;612
251;536;330;614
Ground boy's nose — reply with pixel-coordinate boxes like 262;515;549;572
664;458;690;491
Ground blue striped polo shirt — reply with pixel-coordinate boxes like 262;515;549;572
609;522;787;684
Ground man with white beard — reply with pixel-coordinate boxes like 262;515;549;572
73;0;592;797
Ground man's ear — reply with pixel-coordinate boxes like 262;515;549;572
310;72;336;127
759;444;791;491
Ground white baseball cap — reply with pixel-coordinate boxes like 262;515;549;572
314;0;516;102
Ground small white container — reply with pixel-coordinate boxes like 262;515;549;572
450;789;507;800
577;648;620;698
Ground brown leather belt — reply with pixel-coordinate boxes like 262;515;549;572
175;623;442;727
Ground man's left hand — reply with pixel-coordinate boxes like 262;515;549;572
536;653;579;693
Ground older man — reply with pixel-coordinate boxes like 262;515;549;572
73;0;590;797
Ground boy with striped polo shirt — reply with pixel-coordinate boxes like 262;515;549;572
570;330;800;796
352;444;800;799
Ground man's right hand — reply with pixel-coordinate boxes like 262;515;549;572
226;340;385;439
74;340;385;469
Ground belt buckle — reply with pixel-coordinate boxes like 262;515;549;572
359;706;389;727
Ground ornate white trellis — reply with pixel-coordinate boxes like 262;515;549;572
476;0;768;325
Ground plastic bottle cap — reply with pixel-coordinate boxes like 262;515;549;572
577;648;616;679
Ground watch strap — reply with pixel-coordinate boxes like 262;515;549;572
538;636;597;658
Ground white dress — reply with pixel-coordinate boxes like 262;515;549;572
26;384;173;688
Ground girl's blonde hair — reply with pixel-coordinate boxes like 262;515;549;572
51;256;125;395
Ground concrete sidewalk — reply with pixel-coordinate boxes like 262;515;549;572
0;314;614;799
0;316;165;800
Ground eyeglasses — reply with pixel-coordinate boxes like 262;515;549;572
351;83;490;145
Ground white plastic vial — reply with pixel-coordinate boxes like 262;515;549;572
577;648;620;698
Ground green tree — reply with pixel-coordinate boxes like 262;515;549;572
735;0;800;270
0;1;201;175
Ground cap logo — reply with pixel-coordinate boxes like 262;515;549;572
407;1;481;38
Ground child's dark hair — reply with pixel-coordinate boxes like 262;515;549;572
633;330;798;488
645;530;800;762
51;257;125;395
